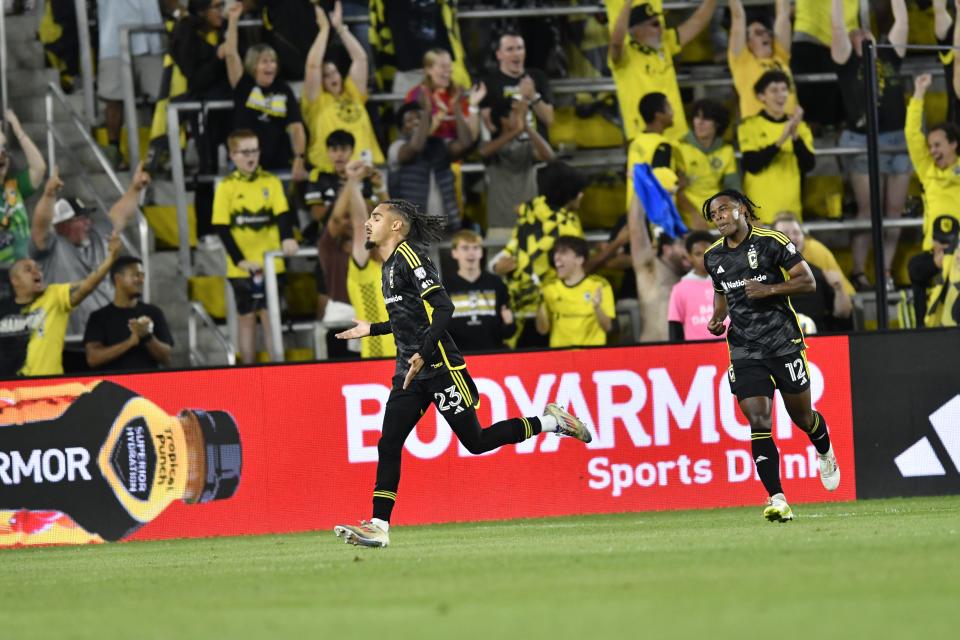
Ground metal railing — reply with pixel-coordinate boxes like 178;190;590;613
188;300;236;366
74;0;96;125
0;5;8;119
263;247;317;362
45;81;152;302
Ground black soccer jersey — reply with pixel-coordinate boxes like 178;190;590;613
704;226;806;361
381;240;466;380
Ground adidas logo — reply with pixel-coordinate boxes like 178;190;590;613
894;395;960;477
716;265;725;274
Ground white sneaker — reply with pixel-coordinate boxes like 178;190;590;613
818;445;840;491
333;520;390;548
763;493;794;523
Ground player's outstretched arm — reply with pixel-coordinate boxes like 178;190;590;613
335;318;392;340
744;260;816;300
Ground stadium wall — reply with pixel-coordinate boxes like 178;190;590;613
1;332;954;548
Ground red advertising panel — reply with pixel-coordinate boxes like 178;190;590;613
0;337;855;547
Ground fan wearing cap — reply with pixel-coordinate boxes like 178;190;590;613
28;164;150;351
608;0;717;140
908;215;960;327
0;219;122;377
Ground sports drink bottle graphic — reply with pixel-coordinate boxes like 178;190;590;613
0;380;241;547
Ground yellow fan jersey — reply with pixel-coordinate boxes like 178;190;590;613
737;113;814;223
347;257;396;359
905;97;960;250
541;274;615;348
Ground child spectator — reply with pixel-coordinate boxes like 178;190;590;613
668;231;721;342
223;3;307;180
536;235;615;348
728;0;795;118
479;97;554;229
446;229;514;353
626;92;681;207
676;99;740;230
302;2;384;172
304;130;386;239
908;215;960;327
738;70;814;224
492;161;586;348
212;130;300;364
83;256;173;372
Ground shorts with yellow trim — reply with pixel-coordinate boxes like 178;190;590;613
728;351;810;400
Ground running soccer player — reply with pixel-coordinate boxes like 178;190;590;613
332;199;592;547
701;190;839;522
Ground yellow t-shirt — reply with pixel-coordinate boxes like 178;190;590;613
212;168;289;279
675;134;739;228
794;0;860;46
609;28;687;141
626;129;681;207
738;113;814;223
19;284;72;376
905;97;960;250
801;236;855;296
541;274;615;348
504;196;585;317
302;78;385;171
728;41;797;118
346;257;396;359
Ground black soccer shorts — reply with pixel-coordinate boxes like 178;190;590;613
728;351;811;400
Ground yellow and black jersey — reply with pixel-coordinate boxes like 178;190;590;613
676;134;740;226
608;27;687;140
703;226;806;361
541;274;615;348
381;241;464;380
0;283;72;376
302;78;385;171
212;168;289;279
905;97;960;250
504;196;584;318
347;257;396;359
737;112;815;223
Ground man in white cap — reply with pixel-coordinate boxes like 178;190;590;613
29;164;150;353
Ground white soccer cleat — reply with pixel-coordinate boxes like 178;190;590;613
763;493;794;523
333;520;390;548
818;445;840;491
544;403;592;443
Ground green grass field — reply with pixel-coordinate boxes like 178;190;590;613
2;496;958;639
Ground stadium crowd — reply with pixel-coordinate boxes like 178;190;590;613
2;0;960;377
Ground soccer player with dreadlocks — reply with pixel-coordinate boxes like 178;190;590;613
702;190;840;522
333;199;592;547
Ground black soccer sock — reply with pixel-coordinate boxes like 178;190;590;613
372;493;395;522
804;411;832;455
751;434;783;497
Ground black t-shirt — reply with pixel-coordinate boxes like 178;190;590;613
381;240;464;380
704;226;806;361
480;67;553;136
836;39;905;133
232;74;302;170
0;297;32;376
445;271;513;353
82;302;174;372
609;215;637;300
384;0;453;72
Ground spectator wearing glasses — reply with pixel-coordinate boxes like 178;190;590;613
212;130;300;364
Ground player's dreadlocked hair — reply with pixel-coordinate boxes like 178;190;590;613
381;199;448;245
701;190;761;222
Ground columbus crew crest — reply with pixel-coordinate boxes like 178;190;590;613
747;245;758;270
